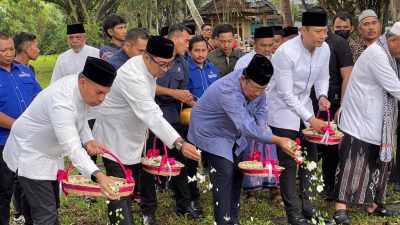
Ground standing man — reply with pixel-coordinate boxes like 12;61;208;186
333;22;400;224
3;57;119;225
13;32;40;76
92;36;201;225
107;27;149;204
141;24;202;224
235;26;274;70
51;24;99;83
100;14;127;61
188;35;220;99
266;12;331;225
0;32;41;225
108;28;149;69
332;12;353;41
188;54;297;225
351;9;381;61
207;24;244;76
201;23;215;51
271;26;284;54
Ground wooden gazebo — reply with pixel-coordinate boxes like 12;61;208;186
185;0;281;49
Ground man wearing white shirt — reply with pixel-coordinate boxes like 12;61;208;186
333;22;400;224
234;26;274;70
93;36;201;225
266;11;331;225
51;24;100;83
2;57;119;225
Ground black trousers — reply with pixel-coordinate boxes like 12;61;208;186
0;146;14;225
19;176;60;225
140;123;191;216
103;157;136;225
317;144;339;190
182;126;200;201
88;119;97;163
202;151;243;225
271;126;318;215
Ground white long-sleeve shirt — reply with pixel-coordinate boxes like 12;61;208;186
3;75;98;180
266;35;330;131
93;55;180;165
340;42;400;145
234;50;272;71
51;44;100;120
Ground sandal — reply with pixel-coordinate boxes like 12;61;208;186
367;205;400;217
334;209;351;224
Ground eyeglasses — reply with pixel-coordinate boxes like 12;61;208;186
147;53;173;69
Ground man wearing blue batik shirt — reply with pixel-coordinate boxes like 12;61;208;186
187;36;220;99
0;32;41;225
188;54;296;225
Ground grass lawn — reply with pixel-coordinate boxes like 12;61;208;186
17;55;400;224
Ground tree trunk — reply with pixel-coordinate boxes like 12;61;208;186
186;0;204;30
281;0;293;26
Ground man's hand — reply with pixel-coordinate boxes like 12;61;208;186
84;140;106;156
181;142;201;161
309;117;326;133
96;172;118;200
318;96;331;111
172;89;193;104
276;137;297;159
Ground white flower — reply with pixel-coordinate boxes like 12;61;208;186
216;201;218;206
223;214;230;222
316;185;324;193
196;149;202;153
306;161;317;171
208;182;213;190
216;188;219;192
188;175;197;183
214;222;217;225
196;173;206;183
251;217;254;222
210;167;217;173
106;200;110;204
311;218;317;224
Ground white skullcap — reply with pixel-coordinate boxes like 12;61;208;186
389;22;400;36
358;9;378;23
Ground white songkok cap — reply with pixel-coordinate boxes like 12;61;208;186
389;22;400;36
358;9;378;23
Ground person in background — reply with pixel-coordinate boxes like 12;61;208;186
332;11;353;41
13;32;40;76
51;24;99;83
283;26;299;42
159;26;169;38
201;23;215;51
271;25;284;53
207;24;244;76
100;14;127;61
0;32;41;225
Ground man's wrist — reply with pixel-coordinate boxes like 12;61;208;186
174;139;186;151
91;170;101;182
318;95;328;101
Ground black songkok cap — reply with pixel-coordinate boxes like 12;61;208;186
254;27;274;39
283;26;299;37
302;12;328;26
244;54;274;86
82;57;116;87
272;26;284;35
67;24;85;35
146;36;174;59
159;26;169;37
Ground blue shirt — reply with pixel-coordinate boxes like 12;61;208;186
188;69;272;162
188;58;220;98
107;48;130;70
155;55;189;124
99;43;121;61
0;64;42;145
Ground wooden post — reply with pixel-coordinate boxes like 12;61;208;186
241;17;245;49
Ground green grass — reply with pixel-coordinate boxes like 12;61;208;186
17;55;400;224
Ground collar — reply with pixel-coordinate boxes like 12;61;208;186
216;48;234;57
188;58;211;70
298;35;315;54
0;62;20;73
109;42;121;49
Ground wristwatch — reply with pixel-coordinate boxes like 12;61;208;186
175;140;186;151
90;170;100;183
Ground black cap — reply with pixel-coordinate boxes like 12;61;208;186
67;24;85;35
283;26;299;37
159;26;169;37
244;54;274;86
146;36;175;59
302;12;328;26
272;26;284;35
82;57;117;87
254;27;274;38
